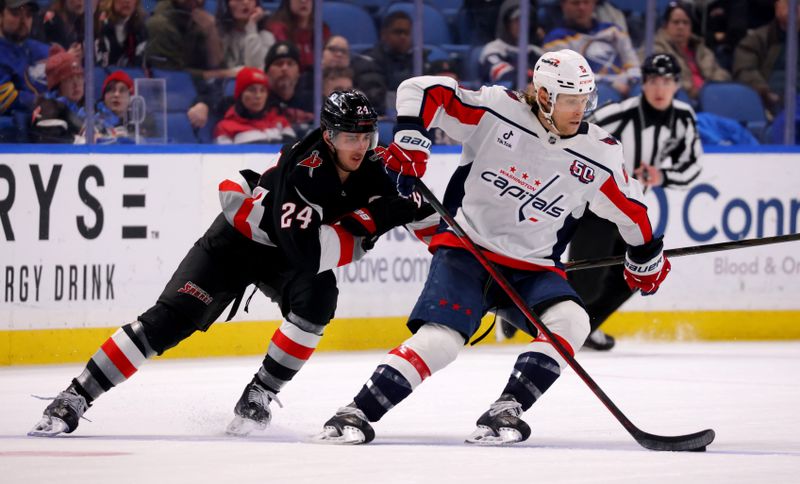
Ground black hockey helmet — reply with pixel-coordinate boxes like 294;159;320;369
320;89;378;134
642;53;681;80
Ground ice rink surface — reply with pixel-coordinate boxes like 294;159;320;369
1;341;799;484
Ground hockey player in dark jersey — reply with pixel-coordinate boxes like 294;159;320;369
29;90;430;437
315;50;671;446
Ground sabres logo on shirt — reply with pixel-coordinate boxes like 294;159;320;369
297;150;323;176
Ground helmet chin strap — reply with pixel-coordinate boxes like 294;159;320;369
535;93;564;137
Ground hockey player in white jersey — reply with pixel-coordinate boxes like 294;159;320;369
315;49;672;445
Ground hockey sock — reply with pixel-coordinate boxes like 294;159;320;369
353;323;463;421
73;321;156;403
353;363;414;422
256;315;322;393
501;351;561;411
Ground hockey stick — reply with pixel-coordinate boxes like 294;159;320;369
415;180;715;452
566;232;800;272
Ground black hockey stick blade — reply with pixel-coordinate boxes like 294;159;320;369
415;180;715;452
633;428;716;452
566;232;800;272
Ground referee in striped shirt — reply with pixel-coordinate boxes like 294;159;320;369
570;53;702;350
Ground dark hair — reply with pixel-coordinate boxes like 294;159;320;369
269;0;315;32
381;10;412;31
663;1;695;28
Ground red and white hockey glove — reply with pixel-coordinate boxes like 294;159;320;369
378;117;431;196
623;237;671;296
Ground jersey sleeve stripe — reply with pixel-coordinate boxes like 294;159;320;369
420;85;486;128
219;179;246;194
332;224;356;267
232;196;256;239
598;177;653;242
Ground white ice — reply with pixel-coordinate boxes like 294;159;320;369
2;341;799;484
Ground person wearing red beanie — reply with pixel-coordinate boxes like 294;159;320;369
101;70;133;119
213;66;295;144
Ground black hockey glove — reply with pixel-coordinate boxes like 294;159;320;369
339;195;419;242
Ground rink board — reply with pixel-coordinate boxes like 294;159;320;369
1;146;799;364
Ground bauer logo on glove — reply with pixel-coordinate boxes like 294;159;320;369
623;237;671;296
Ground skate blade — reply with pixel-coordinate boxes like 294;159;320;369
225;416;267;437
312;426;366;445
465;426;524;446
28;416;69;437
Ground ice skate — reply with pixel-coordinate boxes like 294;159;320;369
465;394;531;445
583;329;616;351
313;405;374;444
28;386;89;437
226;378;282;436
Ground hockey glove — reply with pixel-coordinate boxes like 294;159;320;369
339;195;419;249
623;236;671;296
379;117;432;196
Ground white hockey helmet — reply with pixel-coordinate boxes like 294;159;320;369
532;49;597;129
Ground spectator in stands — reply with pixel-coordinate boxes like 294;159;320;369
352;10;426;115
145;0;228;129
217;0;276;72
322;35;350;70
213;66;295;144
733;0;800;115
0;0;49;116
264;40;314;137
292;34;352;108
652;1;730;99
594;0;627;33
266;0;330;72
543;0;640;96
41;0;84;50
94;0;148;68
703;0;776;68
322;66;353;98
95;69;134;142
30;45;86;143
479;1;543;85
145;0;223;77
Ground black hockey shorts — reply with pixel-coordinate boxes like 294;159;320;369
137;214;339;354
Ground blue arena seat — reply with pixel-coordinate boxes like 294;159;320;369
699;82;768;139
322;3;378;46
166;112;198;143
381;2;453;45
462;45;484;84
428;0;463;20
150;69;198;112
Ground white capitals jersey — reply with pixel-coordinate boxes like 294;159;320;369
397;76;655;276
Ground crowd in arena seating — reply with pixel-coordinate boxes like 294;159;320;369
0;0;797;144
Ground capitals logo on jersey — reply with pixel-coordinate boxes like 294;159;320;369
481;167;566;223
298;150;323;176
570;160;595;184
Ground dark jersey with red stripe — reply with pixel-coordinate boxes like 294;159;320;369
220;128;398;275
